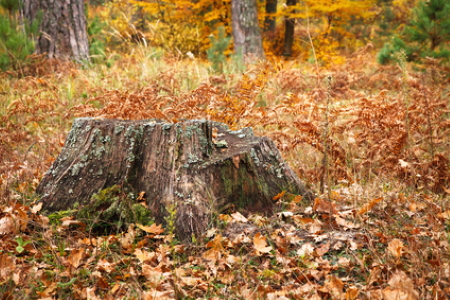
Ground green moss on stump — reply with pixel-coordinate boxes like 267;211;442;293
76;185;153;234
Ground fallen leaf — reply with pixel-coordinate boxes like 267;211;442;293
31;202;43;213
325;275;345;299
399;159;410;168
308;218;323;234
345;286;359;300
0;253;16;281
278;211;294;219
96;259;115;273
203;234;225;261
206;228;217;238
253;232;272;255
68;248;86;269
292;216;314;228
358;197;382;215
335;215;360;229
387;238;404;258
273;191;286;201
313;198;338;214
136;223;164;235
0;215;17;235
316;241;330;256
231;211;248;223
86;287;101;300
218;214;232;223
143;289;175;300
206;234;225;251
366;266;381;286
134;249;156;264
142;265;166;283
60;217;84;229
296;243;315;257
383;270;419;300
438;210;450;220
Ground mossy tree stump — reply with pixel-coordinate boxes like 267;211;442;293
37;118;310;240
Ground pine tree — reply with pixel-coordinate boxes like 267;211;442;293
378;0;450;65
0;0;38;71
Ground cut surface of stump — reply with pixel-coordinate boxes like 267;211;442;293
37;118;310;240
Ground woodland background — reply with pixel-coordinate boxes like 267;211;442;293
0;0;450;299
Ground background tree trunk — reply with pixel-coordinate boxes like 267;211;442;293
22;0;89;62
36;118;311;241
283;0;297;57
264;0;278;34
231;0;265;61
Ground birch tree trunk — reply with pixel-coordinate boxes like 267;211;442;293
22;0;89;62
231;0;265;61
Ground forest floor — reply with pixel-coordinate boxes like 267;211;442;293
0;50;449;299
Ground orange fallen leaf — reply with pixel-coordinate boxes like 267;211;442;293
253;232;272;255
345;285;359;300
218;214;233;223
136;223;164;235
68;248;86;269
203;234;225;262
273;191;286;201
134;249;156;264
366;266;381;287
325;275;344;299
438;210;450;220
387;238;404;259
0;253;16;281
358;197;382;215
313;198;338;214
206;234;225;251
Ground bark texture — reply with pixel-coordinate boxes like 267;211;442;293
22;0;89;61
231;0;265;61
37;118;310;240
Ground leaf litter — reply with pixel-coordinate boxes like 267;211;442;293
0;53;449;299
0;188;449;299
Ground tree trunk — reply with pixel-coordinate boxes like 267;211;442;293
283;0;297;57
36;118;311;240
231;0;265;61
22;0;89;62
264;0;277;34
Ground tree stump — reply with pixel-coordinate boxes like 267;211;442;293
37;118;310;240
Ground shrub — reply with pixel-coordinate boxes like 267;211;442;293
378;0;450;65
0;2;39;72
206;26;231;73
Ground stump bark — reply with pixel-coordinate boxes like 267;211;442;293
37;118;310;240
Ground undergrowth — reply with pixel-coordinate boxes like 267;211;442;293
0;45;449;299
